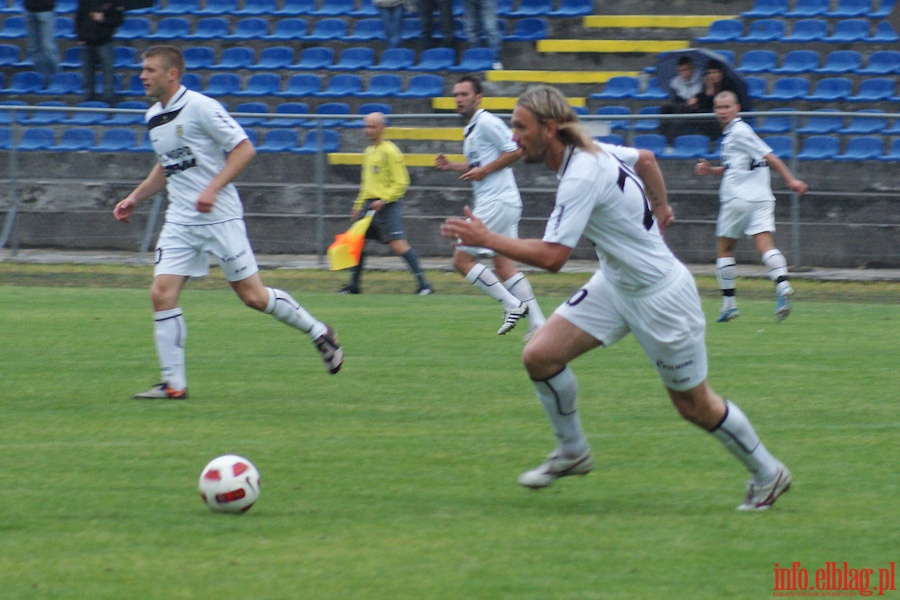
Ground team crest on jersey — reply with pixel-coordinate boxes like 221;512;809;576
176;125;184;138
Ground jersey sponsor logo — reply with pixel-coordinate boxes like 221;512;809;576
160;145;197;176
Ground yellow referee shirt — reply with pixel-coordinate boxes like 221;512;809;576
354;140;410;211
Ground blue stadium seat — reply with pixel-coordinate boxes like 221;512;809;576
0;16;26;39
255;130;298;153
796;135;839;160
595;134;625;146
876;138;900;162
0;99;27;125
858;50;900;75
838;110;888;134
409;47;456;71
211;47;255;70
549;0;593;16
251;46;295;70
371;47;415;70
58;45;82;68
305;18;348;41
147;16;191;39
865;21;899;43
349;0;379;17
825;0;872;17
634;77;668;100
633;106;660;132
822;19;870;43
772;49;820;74
50;127;96;151
846;77;895;102
274;0;315;15
114;46;140;68
737;18;786;42
0;70;44;94
38;72;83;95
397;74;444;97
400;17;421;41
508;0;552;16
182;73;202;91
782;19;828;42
232;101;269;127
183;46;215;70
304;102;350;127
55;16;75;39
357;102;391;116
761;76;809;101
451;47;495;72
92;128;136;151
157;0;200;15
313;74;363;97
103;100;148;126
56;0;77;10
331;47;375;71
742;0;788;17
589;76;640;100
356;74;403;97
197;0;239;14
754;108;797;134
667;134;711;159
187;17;230;39
345;18;385;41
806;77;853;102
871;0;897;17
505;17;548;40
695;19;744;43
261;102;310;127
785;0;829;17
495;0;513;15
115;17;152;39
203;73;241;97
883;116;900;134
833;136;883;161
742;76;768;98
235;0;278;15
128;130;154;153
311;0;354;16
224;17;269;39
19;101;67;125
763;135;793;159
234;73;282;97
594;105;630;131
797;109;843;134
274;74;322;97
738;49;778;73
292;46;335;69
17;127;55;150
294;129;341;154
61;100;109;125
632;134;666;155
815;50;863;74
269;17;309;39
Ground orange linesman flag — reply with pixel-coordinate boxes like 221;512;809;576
327;211;375;271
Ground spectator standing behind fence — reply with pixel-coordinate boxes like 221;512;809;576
24;0;58;80
463;0;503;69
339;112;433;296
419;0;454;49
692;59;742;141
76;0;124;104
374;0;405;49
659;56;703;145
695;91;808;323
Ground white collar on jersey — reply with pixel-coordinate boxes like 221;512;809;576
464;109;485;137
557;145;576;180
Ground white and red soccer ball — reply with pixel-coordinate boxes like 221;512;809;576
198;455;261;514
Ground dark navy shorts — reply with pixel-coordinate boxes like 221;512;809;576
360;199;406;243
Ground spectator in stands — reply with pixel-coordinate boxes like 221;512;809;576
419;0;454;50
692;59;741;140
24;0;59;80
695;91;808;323
339;112;433;296
374;0;405;49
76;0;125;104
463;0;503;69
659;56;703;144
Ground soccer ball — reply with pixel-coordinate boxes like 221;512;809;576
198;455;261;514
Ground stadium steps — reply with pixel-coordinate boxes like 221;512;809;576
582;15;730;29
327;152;465;167
431;96;586;111
536;39;690;53
384;127;463;141
485;70;640;84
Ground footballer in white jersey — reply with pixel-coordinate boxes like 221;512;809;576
718;117;776;204
463;108;522;207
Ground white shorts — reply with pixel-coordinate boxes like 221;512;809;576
457;198;521;258
554;262;709;391
717;198;775;239
154;219;260;282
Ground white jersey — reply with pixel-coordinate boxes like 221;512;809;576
146;86;249;225
719;117;774;203
543;142;677;293
462;109;521;207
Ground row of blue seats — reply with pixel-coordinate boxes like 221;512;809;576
736;48;900;74
1;69;451;98
611;132;900;161
697;18;898;43
0;126;341;153
742;0;896;19
0;0;592;18
591;74;900;103
0;15;549;42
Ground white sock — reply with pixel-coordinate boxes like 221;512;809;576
154;307;186;391
265;288;326;340
716;257;737;309
761;249;793;295
532;367;589;457
710;400;780;484
465;264;520;310
503;272;545;328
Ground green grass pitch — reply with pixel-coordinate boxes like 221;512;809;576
0;265;897;599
